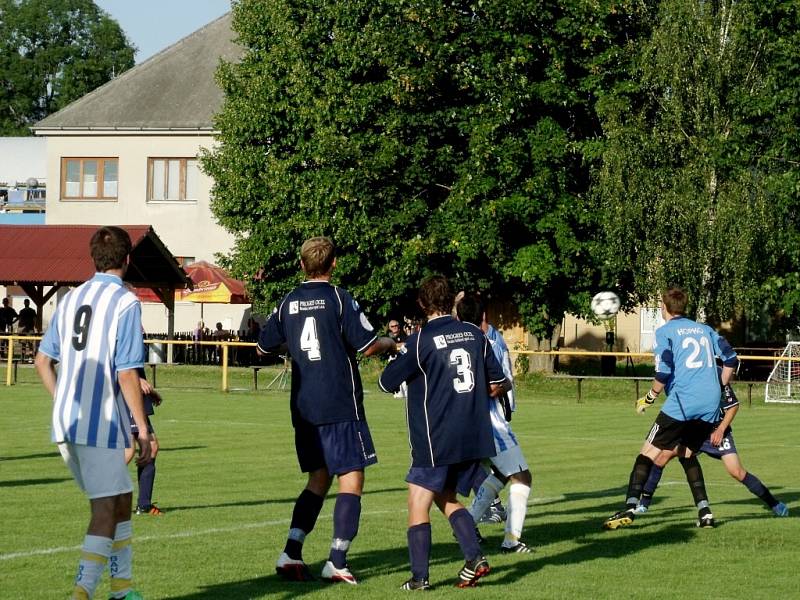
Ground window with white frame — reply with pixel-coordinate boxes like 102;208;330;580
61;158;118;200
148;158;199;201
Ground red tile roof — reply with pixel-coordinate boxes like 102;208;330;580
0;224;189;288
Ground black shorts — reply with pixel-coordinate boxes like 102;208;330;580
645;412;714;454
295;419;378;475
406;460;484;497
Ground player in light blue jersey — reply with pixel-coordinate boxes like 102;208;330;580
35;226;151;600
603;287;738;530
457;295;533;554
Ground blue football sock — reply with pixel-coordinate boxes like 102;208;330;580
742;472;778;507
284;489;324;560
640;464;664;507
407;523;431;581
471;468;489;494
449;508;481;562
137;459;155;509
329;493;361;568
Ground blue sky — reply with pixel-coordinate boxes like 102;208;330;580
95;0;232;63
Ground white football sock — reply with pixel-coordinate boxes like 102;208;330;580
468;474;504;523
503;482;531;546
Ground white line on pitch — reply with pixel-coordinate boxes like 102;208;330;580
0;509;402;562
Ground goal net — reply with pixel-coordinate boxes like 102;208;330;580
765;342;800;404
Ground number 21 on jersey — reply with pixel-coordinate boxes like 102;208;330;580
682;336;713;369
300;316;322;361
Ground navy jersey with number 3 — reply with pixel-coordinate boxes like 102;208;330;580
257;281;377;425
379;316;507;467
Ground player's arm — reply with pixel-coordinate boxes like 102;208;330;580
637;330;671;413
34;352;57;398
256;305;286;355
119;368;151;465
362;336;396;357
379;340;416;393
484;339;510;396
710;404;738;446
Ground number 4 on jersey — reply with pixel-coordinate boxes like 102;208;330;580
300;316;322;361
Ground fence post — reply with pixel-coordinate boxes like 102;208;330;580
5;337;14;386
222;343;229;392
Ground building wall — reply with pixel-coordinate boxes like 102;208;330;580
40;133;249;335
43;134;234;261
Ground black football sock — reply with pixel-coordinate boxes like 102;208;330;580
449;508;481;562
625;454;654;508
407;523;431;582
742;472;779;508
679;455;710;512
329;493;361;568
136;458;156;509
284;489;324;560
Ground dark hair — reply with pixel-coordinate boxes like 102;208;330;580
418;275;454;316
90;226;131;272
662;287;688;315
455;293;484;326
300;236;335;278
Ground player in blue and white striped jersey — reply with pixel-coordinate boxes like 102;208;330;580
456;295;533;554
35;226;151;600
258;236;395;585
379;276;509;589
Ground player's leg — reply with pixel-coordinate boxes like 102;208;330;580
64;444;135;600
136;425;162;516
277;420;330;581
467;467;505;527
486;442;532;552
603;419;667;529
325;469;363;578
721;451;788;516
674;443;714;527
403;481;436;590
321;420;378;584
108;492;135;600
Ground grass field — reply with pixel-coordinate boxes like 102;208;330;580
1;364;798;599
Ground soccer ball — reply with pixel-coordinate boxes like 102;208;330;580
591;291;620;320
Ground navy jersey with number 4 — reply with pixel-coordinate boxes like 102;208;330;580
257;281;377;425
378;315;507;468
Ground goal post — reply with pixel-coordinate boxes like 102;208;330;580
765;342;800;404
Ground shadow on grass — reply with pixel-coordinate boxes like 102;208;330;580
0;477;71;487
0;451;60;462
163;519;697;598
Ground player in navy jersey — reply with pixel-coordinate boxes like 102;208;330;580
379;276;509;590
636;378;788;517
456;295;533;554
603;287;738;530
35;226;151;600
257;237;395;584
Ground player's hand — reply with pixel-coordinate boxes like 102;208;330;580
709;427;724;447
149;389;163;406
135;430;152;465
139;378;153;395
636;389;658;414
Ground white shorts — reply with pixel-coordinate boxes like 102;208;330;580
490;444;529;478
58;443;133;500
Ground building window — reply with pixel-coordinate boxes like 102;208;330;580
61;158;118;200
148;158;198;201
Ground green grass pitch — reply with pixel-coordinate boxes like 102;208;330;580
1;365;798;599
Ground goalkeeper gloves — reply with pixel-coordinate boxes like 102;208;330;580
636;389;658;414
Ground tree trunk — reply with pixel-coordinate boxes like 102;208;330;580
525;322;563;374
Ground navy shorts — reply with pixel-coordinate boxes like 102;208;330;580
295;419;378;475
698;430;738;459
646;412;714;454
406;460;484;497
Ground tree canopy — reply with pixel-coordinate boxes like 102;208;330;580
595;0;800;329
204;0;653;343
0;0;135;135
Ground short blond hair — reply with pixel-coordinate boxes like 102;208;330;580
300;236;335;278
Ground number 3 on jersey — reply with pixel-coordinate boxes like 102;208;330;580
450;348;475;393
300;316;322;361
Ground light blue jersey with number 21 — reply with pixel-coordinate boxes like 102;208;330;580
654;316;737;423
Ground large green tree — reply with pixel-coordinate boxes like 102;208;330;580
205;0;652;352
595;0;799;330
0;0;135;135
